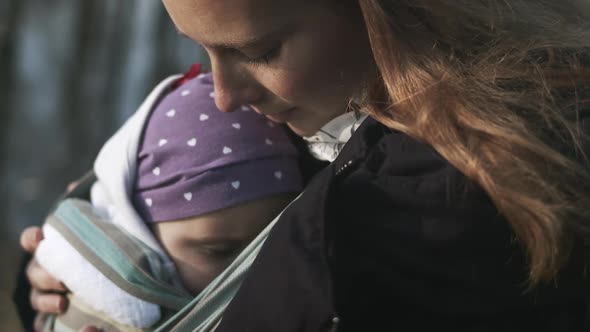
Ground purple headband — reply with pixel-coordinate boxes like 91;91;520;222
133;71;302;222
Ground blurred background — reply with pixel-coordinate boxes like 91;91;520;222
0;1;208;330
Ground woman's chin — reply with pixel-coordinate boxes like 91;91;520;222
287;112;345;138
286;122;320;138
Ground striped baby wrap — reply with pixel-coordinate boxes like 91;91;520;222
40;172;285;332
42;198;191;332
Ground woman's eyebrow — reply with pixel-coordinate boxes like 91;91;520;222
176;23;293;50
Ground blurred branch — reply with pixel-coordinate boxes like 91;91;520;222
0;0;26;236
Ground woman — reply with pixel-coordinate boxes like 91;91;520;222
17;0;590;331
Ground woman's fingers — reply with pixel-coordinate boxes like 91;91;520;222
20;226;44;253
30;288;68;314
34;313;50;332
27;258;68;314
67;181;79;193
79;326;103;332
26;259;67;292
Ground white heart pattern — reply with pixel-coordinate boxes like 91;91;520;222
152;167;160;176
232;123;241;129
274;171;283;180
187;138;197;146
200;114;209;121
181;90;191;96
265;138;273;145
158;139;168;146
184;192;193;201
231;181;240;189
166;109;176;117
209;91;215;98
241;105;250;111
223;146;232;154
145;198;153;207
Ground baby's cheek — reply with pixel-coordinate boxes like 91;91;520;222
174;256;230;295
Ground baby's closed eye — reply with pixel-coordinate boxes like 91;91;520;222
196;242;244;260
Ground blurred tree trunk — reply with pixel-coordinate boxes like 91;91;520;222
0;0;26;240
1;5;28;330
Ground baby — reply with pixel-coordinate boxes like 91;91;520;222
35;66;302;330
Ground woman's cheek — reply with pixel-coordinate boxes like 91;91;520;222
260;52;329;107
263;69;311;104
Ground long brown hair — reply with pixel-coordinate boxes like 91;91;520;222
358;0;590;284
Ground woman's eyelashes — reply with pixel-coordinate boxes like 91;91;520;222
244;44;282;65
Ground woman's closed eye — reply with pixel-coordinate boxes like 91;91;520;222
243;44;282;65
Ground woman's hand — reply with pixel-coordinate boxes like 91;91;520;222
79;327;102;332
20;180;103;332
20;226;68;332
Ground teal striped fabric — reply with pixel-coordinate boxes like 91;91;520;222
50;199;192;310
42;172;296;331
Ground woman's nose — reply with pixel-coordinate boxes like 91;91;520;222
211;59;262;113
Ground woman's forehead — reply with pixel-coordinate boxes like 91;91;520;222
163;0;302;46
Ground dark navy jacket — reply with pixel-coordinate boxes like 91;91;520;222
215;114;590;332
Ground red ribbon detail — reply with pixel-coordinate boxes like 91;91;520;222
172;63;202;89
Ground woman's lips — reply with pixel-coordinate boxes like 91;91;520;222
264;107;296;124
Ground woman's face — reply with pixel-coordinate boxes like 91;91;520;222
162;0;373;136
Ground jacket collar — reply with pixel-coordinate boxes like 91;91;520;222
303;111;368;162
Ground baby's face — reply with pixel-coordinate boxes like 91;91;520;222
151;193;295;295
